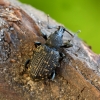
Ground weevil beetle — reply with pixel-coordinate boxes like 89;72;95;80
25;26;73;81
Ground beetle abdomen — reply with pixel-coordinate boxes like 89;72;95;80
30;45;60;80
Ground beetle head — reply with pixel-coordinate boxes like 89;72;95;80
46;26;65;49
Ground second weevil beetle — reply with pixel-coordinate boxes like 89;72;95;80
25;26;73;81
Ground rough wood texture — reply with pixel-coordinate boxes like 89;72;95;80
0;0;100;100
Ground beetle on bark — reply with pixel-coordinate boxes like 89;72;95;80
25;26;73;81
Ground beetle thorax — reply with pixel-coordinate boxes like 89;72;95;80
46;33;63;50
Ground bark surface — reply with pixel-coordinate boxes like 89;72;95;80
0;0;100;100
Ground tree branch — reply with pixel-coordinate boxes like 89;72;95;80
0;0;100;99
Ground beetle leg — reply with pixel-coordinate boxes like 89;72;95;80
41;32;47;40
19;59;30;76
51;70;55;81
59;52;65;63
34;42;41;47
60;40;73;48
59;52;65;58
20;59;30;75
25;59;30;69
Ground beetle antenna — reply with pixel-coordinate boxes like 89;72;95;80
47;14;49;26
47;14;51;29
76;30;81;34
73;30;81;37
47;14;57;29
65;29;74;37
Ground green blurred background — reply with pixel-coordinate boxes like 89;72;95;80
19;0;100;54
